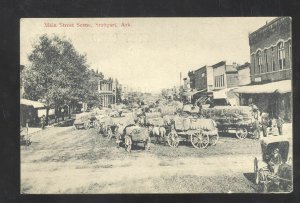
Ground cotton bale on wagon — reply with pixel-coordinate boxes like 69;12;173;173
166;116;219;149
121;125;151;152
74;112;96;129
201;106;254;139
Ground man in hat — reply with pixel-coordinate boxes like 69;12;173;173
269;148;282;174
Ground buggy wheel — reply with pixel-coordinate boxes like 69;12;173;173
257;169;268;192
235;127;248;139
124;135;132;152
191;132;210;149
254;157;259;184
167;131;179;148
210;132;219;146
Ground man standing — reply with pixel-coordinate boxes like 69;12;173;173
261;112;269;137
276;115;284;136
41;115;46;129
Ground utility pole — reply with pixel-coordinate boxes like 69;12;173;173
180;72;182;87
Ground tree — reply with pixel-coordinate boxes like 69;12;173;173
23;34;91;124
85;68;104;108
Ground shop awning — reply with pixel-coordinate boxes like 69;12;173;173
183;89;206;97
213;87;238;99
233;80;291;94
20;99;47;108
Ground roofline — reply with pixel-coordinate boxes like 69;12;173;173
195;65;207;72
225;70;238;73
212;61;226;69
249;17;286;37
236;62;250;70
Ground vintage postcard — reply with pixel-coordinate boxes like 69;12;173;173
20;17;292;193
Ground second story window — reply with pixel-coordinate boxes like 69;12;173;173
214;74;224;88
257;51;262;74
278;42;285;70
264;49;268;72
289;42;292;69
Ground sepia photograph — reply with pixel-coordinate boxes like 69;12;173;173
20;17;292;194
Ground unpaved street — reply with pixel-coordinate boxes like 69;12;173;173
21;125;292;193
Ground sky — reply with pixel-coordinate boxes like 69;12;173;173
20;17;276;93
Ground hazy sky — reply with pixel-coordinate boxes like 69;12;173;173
21;17;276;93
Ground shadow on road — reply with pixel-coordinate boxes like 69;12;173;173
243;172;255;183
243;172;260;192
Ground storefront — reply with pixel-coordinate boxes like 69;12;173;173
234;80;292;121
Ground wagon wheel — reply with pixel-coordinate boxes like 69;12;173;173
254;157;259;184
124;135;132;152
210;132;219;146
191;132;210;149
26;139;31;146
167;130;179;148
235;127;248;139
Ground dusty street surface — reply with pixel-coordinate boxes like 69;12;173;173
21;124;292;194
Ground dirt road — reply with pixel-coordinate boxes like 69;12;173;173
21;125;291;193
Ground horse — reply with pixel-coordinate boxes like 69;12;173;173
148;125;166;144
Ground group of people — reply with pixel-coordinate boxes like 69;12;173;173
250;101;284;139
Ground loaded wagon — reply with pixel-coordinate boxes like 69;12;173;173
74;112;97;130
121;125;151;152
166;116;219;149
96;113;136;140
254;136;292;192
201;106;255;139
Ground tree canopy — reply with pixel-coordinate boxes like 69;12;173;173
22;34;103;108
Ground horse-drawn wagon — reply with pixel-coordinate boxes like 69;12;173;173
166;116;219;149
121;125;151;152
73;112;97;130
202;106;256;139
96;113;136;140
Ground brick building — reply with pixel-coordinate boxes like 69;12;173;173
187;65;214;104
234;17;292;121
249;17;292;84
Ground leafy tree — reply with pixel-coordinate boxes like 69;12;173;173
23;34;91;123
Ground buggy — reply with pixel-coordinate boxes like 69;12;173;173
254;136;292;192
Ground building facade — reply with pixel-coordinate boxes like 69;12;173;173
249;17;292;84
212;61;239;90
98;79;116;108
236;17;292;121
237;62;251;86
188;65;214;92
